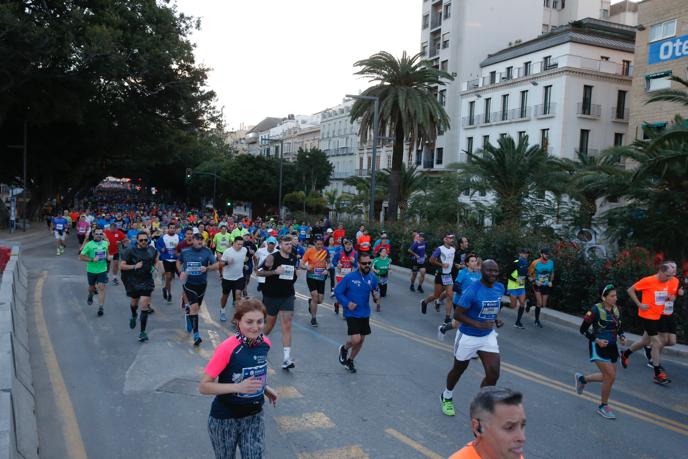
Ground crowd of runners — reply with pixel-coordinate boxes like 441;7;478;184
47;195;685;458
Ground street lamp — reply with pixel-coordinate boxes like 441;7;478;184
187;165;219;209
346;94;379;224
262;137;284;220
8;120;28;232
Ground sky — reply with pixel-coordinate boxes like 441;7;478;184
174;0;421;130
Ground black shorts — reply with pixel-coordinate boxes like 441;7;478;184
87;272;108;286
533;285;552;295
589;341;619;363
222;278;246;295
262;295;295;317
127;289;153;299
346;316;371;336
411;261;426;272
111;253;119;261
434;273;453;286
306;277;326;294
643;315;677;335
163;260;178;274
183;283;207;306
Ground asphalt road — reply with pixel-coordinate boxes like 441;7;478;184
4;228;688;458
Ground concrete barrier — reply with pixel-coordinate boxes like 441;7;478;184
0;246;39;459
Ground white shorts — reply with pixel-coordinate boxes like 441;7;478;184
453;330;499;361
54;231;66;241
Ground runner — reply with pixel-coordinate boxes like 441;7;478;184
438;253;481;338
104;223;127;286
302;235;330;327
371;247;391;311
372;232;391;256
448;387;526;459
120;232;159;342
332;223;346;247
408;232;427;293
220;237;248;322
200;299;278;459
574;284;626;419
356;229;372;255
621;261;683;384
509;248;530;329
422;233;457;324
332;239;359;315
325;236;340;296
51;212;69;255
156;222;180;303
79;227;109;316
254;237;278;293
177;233;219;346
75;215;90;248
335;252;380;373
527;248;555;328
258;235;298;370
441;260;505;417
242;233;257;297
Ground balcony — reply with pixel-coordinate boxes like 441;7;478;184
612;107;629;123
331;170;355;179
575;148;600;157
462;115;477;128
478;112;492;125
429;46;439;58
577;103;601;118
534;103;556;118
431;15;442;29
355;168;371;177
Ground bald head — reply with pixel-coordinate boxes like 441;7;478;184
481;259;499;285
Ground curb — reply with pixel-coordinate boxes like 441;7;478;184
0;245;39;459
390;263;688;360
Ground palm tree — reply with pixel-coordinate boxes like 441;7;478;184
646;75;688;106
343;173;387;212
378;164;428;218
456;135;558;224
350;51;453;221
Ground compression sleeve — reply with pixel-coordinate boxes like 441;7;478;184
580;310;596;341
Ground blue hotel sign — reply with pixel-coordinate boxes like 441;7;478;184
648;34;688;64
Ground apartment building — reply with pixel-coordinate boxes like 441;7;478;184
459;19;635;162
281;125;321;162
319;101;359;194
245;117;282;156
419;0;636;169
628;0;688;140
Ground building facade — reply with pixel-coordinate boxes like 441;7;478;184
628;0;688;140
319;101;359;194
459;19;635;162
282;125;321;162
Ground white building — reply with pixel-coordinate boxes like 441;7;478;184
458;18;635;162
419;0;636;170
319;101;360;194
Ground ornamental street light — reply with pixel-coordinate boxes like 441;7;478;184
262;137;284;220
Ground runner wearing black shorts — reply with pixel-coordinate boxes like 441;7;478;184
120;232;158;342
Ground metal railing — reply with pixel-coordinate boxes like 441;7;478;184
431;15;442;29
355;168;371;177
429;46;439;58
534;103;556;117
462;115;477;127
577;103;601;118
612;107;629;121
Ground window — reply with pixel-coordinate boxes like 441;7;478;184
442;33;450;49
622;60;631;76
561;0;565;7
520;90;528;118
415;150;422;166
439;89;446;107
553;0;558;7
646;71;673;91
484;98;491;123
543;85;552;114
523;61;532;76
359;156;364;169
421;41;428;56
518;131;527;142
422;14;429;29
441;60;448;72
614;133;624;146
505;66;513;80
466;137;474;155
483;135;490;148
436;147;444;165
600;56;609;61
616;90;627;119
601;9;609;18
500;133;508;139
543;55;553;69
489;71;497;84
501;94;509;121
544;0;550;7
468;101;475;125
582;85;593;115
579;129;590;154
542;24;549;33
438;125;444;135
649;19;676;42
443;2;451;19
540;128;549;150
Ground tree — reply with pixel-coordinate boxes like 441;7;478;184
283;191;305;211
350;51;453;221
294;148;333;192
378;164;428;218
343;173;387;213
456;135;558;224
646;75;688;107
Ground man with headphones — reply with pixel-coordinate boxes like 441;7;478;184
449;387;526;459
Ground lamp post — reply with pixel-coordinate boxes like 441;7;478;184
346;94;379;224
8;120;28;231
188;169;219;209
263;137;284;220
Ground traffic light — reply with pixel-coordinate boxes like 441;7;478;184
185;168;192;180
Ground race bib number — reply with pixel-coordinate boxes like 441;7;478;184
537;274;549;286
55;223;64;230
517;276;526;284
417;257;425;264
654;290;668;306
378;276;388;285
340;267;352;275
441;274;453;286
314;268;326;277
478;300;500;320
186;261;202;275
279;264;295;280
662;300;674;315
166;241;177;250
236;364;267;399
94;250;106;262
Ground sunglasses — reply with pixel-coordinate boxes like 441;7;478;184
138;238;149;242
359;261;372;266
94;233;104;236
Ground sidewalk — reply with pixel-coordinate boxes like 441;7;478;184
389;263;688;360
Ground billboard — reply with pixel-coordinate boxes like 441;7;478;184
648;34;688;65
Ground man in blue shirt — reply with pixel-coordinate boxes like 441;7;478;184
335;252;379;373
52;213;69;255
440;260;509;417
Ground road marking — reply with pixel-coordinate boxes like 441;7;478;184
295;294;688;437
274;411;335;433
207;329;221;349
297;445;369;459
34;271;89;459
274;385;303;399
384;428;444;459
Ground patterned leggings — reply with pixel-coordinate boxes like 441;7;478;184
208;412;265;459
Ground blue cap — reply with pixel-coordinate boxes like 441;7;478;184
266;236;278;244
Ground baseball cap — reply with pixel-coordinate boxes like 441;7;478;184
219;222;227;228
540;247;551;254
518;247;530;253
266;236;278;244
314;235;323;241
343;238;352;244
192;227;200;234
326;228;333;233
192;233;203;240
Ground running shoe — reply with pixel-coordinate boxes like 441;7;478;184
97;306;104;316
574;372;586;395
282;359;295;370
435;300;440;312
193;332;202;346
441;395;455;416
129;314;137;330
338;345;348;365
596;404;616;420
534;320;543;328
148;307;155;314
421;300;427;314
345;359;356;373
443;316;452;325
330;290;335;298
138;331;148;342
653;372;671;385
620;350;630;369
185;314;193;333
220;311;227;322
495;319;504;328
437;323;448;340
409;284;416;292
56;248;60;256
166;295;172;304
514;321;525;329
87;293;93;305
310;317;318;328
418;285;424;294
334;302;339;315
112;278;119;286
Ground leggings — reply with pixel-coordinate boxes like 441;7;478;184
329;268;336;290
208;412;265;459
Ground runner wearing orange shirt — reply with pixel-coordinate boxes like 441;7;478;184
302;236;330;327
621;261;683;385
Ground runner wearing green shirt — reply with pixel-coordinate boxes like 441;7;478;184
212;224;233;278
229;225;248;243
79;227;110;316
372;247;391;311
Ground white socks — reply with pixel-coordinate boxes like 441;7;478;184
283;347;291;361
443;389;453;400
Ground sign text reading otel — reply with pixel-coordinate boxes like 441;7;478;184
649;34;688;65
